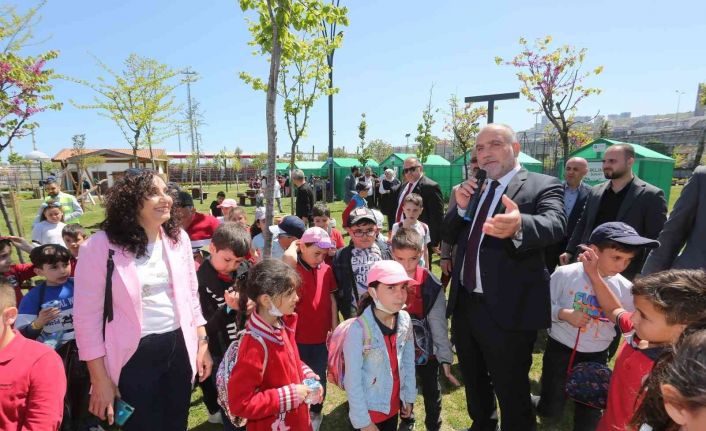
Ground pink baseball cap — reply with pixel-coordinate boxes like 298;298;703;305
217;198;238;208
300;227;335;249
367;260;418;286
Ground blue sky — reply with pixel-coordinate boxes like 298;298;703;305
12;0;706;159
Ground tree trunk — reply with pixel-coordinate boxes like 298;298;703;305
263;0;283;257
0;194;23;263
692;128;706;170
133;130;140;166
290;144;296;215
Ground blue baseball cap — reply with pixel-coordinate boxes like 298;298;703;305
269;215;306;239
588;222;660;248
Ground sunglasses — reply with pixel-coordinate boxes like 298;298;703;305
403;166;421;174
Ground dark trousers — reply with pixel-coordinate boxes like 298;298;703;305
118;328;193;431
199;368;220;414
537;337;606;431
451;289;538;431
297;342;328;414
357;414;398;431
399;358;442;431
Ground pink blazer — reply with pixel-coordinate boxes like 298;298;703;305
73;229;207;385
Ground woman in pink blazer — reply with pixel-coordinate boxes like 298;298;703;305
74;170;212;431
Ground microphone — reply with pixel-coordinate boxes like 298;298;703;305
463;169;487;222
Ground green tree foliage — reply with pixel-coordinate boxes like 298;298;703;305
0;2;61;153
366;139;393;163
72;54;178;162
597;120;610;138
444;94;487;179
238;0;348;255
415;85;438;163
496;36;603;162
7;150;23;165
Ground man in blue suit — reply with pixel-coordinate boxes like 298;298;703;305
545;157;591;272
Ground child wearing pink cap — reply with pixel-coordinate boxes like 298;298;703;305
283;227;338;430
343;260;417;431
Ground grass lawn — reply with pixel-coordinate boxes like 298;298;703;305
4;183;685;430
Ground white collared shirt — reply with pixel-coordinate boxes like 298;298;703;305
397;175;422;220
457;164;521;293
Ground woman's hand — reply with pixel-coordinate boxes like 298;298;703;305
87;365;118;425
196;342;213;382
400;402;414;418
442;363;461;387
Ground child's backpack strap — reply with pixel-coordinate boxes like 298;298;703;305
357;313;373;351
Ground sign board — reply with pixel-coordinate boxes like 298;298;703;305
587;162;605;182
592;143;607;153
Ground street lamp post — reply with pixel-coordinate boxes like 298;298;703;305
405;133;410;152
675;90;685;127
26;150;51;199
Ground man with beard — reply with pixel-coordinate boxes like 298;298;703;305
32;177;83;225
560;144;666;280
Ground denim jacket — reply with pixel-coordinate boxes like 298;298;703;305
342;306;417;429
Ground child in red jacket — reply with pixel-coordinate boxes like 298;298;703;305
228;259;322;431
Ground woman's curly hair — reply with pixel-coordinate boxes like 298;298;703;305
100;170;181;258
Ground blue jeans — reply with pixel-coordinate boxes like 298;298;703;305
118;328;192;431
297;342;328;414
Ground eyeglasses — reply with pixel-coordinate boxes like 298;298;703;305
351;229;377;238
403;166;421;174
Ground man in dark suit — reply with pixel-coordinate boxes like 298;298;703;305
391;156;445;251
444;124;566;431
545;157;590;272
642;166;706;274
560;144;667;280
343;166;360;202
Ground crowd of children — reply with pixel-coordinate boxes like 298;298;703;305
3;184;706;431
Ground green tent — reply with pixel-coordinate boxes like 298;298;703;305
450;151;543;187
379;153;453;198
323;158;380;201
563;138;675;201
293;160;327;178
275;162;291;175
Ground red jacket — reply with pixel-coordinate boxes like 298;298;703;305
228;313;314;431
0;331;66;431
4;263;35;306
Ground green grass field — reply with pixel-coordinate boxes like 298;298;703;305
4;183;685;430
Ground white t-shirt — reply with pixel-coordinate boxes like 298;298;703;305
273;181;281;198
548;262;634;353
31;221;67;247
252;232;284;260
135;240;180;337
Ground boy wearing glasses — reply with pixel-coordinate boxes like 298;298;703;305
332;207;392;319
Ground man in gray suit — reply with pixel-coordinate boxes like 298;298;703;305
560;144;667;280
642;166;706;274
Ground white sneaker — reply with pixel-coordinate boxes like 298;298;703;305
310;412;322;431
208;411;223;424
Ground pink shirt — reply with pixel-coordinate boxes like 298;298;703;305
0;331;66;431
73;229;207;385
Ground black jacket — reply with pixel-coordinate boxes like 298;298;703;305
444;169;566;330
392;175;445;248
197;259;251;358
332;239;391;319
566;176;667;279
295;182;315;223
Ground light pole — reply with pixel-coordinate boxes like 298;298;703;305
675;90;685;127
26;150;51;199
405;133;410;152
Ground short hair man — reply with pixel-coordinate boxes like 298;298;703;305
344;166;361;203
545;157;590;272
292;169;315;226
561;144;667;280
392;157;444;254
33;177;83;226
443;123;566;430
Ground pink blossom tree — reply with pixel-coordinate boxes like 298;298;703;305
496;36;603;160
